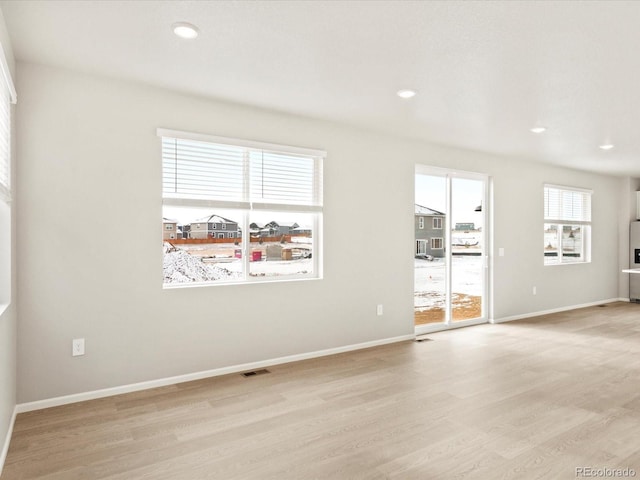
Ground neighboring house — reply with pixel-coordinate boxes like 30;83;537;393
163;218;179;240
415;204;445;258
249;222;265;237
260;226;274;237
253;220;301;237
266;221;299;236
292;225;312;235
189;214;241;239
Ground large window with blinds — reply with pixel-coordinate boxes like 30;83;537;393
159;129;324;286
543;184;592;265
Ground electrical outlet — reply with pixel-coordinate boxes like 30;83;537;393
532;286;537;295
498;247;505;257
72;338;85;356
376;304;383;316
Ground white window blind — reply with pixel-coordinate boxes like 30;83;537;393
161;132;323;209
162;137;245;202
544;185;591;224
249;151;317;205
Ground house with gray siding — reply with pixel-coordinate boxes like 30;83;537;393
266;221;299;236
415;204;445;258
251;220;301;237
189;214;241;239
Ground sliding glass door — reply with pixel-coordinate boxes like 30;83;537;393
414;167;489;333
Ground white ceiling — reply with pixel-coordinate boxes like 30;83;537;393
2;0;640;177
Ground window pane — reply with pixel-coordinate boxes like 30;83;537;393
0;83;9;193
249;151;318;205
249;212;314;278
162;206;243;284
544;223;587;265
450;177;484;322
561;225;583;263
544;186;591;222
162;138;244;202
414;174;447;326
544;223;559;265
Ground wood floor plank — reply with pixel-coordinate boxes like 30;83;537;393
3;302;640;479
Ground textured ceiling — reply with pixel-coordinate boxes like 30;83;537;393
2;0;640;176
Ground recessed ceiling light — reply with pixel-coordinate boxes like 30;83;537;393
397;89;417;99
173;22;199;39
599;144;614;150
530;127;546;134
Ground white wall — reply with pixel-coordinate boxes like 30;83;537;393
16;62;623;403
0;6;16;472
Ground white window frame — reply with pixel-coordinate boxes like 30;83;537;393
418;217;424;229
0;49;14;204
0;42;16;312
431;237;444;250
433;217;443;229
543;184;592;265
159;128;324;286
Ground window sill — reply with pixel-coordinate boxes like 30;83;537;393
163;275;322;290
544;261;591;266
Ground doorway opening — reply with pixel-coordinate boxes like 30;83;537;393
414;166;490;333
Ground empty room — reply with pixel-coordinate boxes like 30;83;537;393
1;1;640;479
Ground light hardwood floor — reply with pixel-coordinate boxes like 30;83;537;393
3;302;640;479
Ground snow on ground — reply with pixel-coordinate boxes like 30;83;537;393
164;241;478;288
163;248;240;283
414;256;483;310
163;242;312;283
225;258;312;277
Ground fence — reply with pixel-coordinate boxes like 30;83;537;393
166;234;310;245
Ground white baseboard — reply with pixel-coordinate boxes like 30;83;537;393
0;406;17;477
492;298;623;324
16;334;415;414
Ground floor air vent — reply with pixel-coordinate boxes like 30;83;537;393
415;337;433;343
242;369;271;377
597;304;607;307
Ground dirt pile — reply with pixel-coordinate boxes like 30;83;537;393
414;294;481;325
